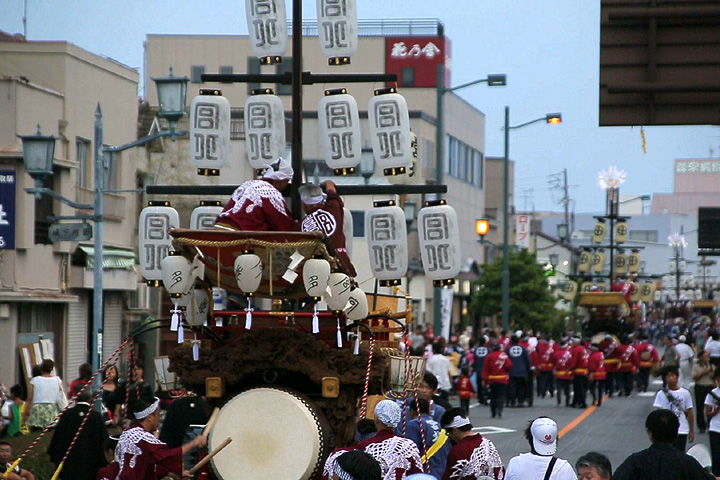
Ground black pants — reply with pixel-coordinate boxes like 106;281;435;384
475;372;487;404
675;434;688;452
606;371;617;396
590;379;606;406
696;384;714;432
711;431;720;476
619;371;634;396
637;367;651;392
526;373;534;407
460;397;470;415
489;383;507;417
508;376;527;406
573;375;588;407
538;371;553;398
556;379;572;406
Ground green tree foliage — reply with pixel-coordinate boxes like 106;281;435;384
470;249;562;333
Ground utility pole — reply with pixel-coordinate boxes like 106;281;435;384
563;168;570;242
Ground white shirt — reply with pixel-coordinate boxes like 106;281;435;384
704;387;720;433
505;453;576;480
30;375;62;404
653;387;693;434
427;354;453;391
706;339;720;358
675;343;695;364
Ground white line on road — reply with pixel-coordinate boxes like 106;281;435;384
473;426;517;435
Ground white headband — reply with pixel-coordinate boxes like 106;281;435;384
444;415;471;429
262;157;294;182
334;463;355;480
134;397;160;420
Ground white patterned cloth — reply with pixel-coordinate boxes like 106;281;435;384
445;434;505;480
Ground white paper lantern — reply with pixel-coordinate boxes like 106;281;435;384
187;286;211;326
190;93;230;176
365;200;408;286
139;201;180;286
387;130;418;185
234;251;263;294
245;0;288;60
628;250;641;273
190;201;224;230
344;287;368;321
630;282;642;302
245;91;286;169
317;0;358;61
614;252;628;275
303;258;331;299
368;88;412;176
417;200;462;286
326;272;352;311
318;89;361;174
640;282;656;303
592;250;606;274
343;207;353;260
653;290;662;302
161;251;194;297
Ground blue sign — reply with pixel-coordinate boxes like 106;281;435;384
0;170;17;249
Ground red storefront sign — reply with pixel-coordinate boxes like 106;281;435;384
385;36;451;88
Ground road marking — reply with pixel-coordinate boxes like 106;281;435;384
637;392;656;397
469;403;484;409
652;379;663;385
473;426;516;435
557;395;607;439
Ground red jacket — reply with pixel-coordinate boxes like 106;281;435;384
571;344;590;376
599;338;621;373
616;344;640;372
216;179;296;232
535;340;556;372
456;375;476;400
482;351;513;385
636;342;660;368
588;351;607;380
552;347;574;380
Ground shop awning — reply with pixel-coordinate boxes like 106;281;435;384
75;246;136;271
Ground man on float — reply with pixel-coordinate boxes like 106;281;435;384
298;181;357;277
215;157;297;232
114;397;206;479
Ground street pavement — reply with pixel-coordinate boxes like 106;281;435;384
455;378;713;472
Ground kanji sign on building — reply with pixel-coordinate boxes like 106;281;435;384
385;36;451;88
516;215;530;250
0;171;16;250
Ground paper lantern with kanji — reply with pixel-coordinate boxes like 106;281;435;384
581;281;595;292
615;221;628;244
302;257;331;300
139;201;180;286
161;251;194;298
592;221;606;244
628;250;642;273
368;88;412;176
326;272;352;311
417;199;461;287
387;131;418;186
317;0;358;62
234;251;263;294
190;201;223;230
190;93;230;176
365;200;408;286
614;251;628;275
187;286;211;327
577;249;592;273
318;89;361;174
562;281;578;302
344;287;368;322
592;250;606;274
245;91;286;169
246;0;288;61
629;283;642;302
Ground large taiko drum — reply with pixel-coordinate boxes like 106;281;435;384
209;387;331;479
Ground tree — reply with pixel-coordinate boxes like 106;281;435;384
470;249;562;334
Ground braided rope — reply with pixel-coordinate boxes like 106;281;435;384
4;339;130;478
174;236;332;259
50;387;106;480
401;331;412;437
359;337;376;419
411;379;429;472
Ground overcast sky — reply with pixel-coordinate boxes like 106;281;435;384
2;0;718;214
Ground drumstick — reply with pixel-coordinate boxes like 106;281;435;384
202;407;220;437
188;437;232;475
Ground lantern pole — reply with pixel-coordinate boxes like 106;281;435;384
290;0;303;220
92;105;105;372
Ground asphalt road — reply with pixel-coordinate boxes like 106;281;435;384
458;377;712;473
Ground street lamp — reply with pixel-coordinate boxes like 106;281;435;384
501;108;562;329
476;218;490;242
432;69;506;334
18;68;188;373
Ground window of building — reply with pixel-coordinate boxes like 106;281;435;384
474;151;483;188
190;65;205;84
445;134;483;187
103;151;120;191
247;57;261;94
401;67;415;86
276;57;292;95
230;109;245;140
351;211;365;237
76;138;90;189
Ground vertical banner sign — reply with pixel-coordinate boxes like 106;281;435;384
516;215;530;249
440;287;454;340
0;171;16;249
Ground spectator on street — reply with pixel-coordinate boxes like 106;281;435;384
3;385;28;437
427;343;453;403
455;367;475;414
100;365;119;424
0;441;35;480
704;368;720;476
113;361;154;425
68;362;92;399
653;365;694;451
694;350;716;434
397;372;447;435
706;331;720;368
613;409;714;480
676;335;696;390
575;452;612;480
24;358;66;430
440;407;504;480
504;417;576;480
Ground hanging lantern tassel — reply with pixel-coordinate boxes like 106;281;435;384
245;297;253;330
640;126;647;154
177;323;184;344
353;327;361;356
192;334;200;362
312;304;320;334
170;303;181;332
336;318;343;348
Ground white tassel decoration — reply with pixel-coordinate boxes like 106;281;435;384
245;297;253;330
215;316;223;327
312;304;320;334
353;331;360;356
177;324;184;343
192;334;200;361
170;303;180;331
336;318;342;348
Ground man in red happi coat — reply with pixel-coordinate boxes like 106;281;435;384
616;336;640;397
552;338;574;407
588;343;607;407
481;343;513;418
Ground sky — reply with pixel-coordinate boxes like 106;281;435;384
1;0;718;214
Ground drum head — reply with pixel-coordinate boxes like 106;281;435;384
210;387;330;480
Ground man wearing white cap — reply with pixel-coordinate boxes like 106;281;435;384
505;417;575;479
215;157;297;232
323;400;423;480
439;407;504;480
299;180;356;276
114;397;206;479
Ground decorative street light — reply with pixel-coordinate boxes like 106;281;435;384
475;218;490;242
153;67;189;135
501;108;562;329
17;125;56;196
